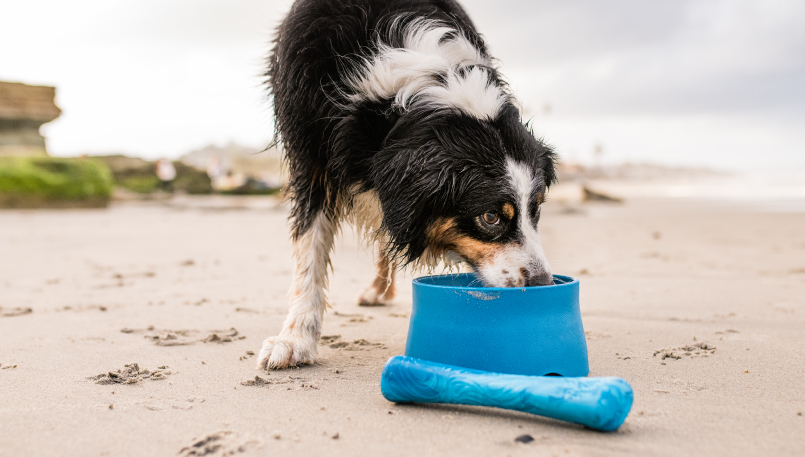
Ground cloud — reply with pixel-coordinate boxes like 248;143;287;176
464;0;696;63
1;0;802;168
86;0;292;47
463;0;805;117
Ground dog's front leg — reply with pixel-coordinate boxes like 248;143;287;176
257;212;337;370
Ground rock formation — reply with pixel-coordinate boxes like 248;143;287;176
0;81;61;157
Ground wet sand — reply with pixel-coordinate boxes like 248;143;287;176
1;194;804;456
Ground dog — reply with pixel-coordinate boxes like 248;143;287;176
258;0;557;370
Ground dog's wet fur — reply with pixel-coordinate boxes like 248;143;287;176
259;0;557;369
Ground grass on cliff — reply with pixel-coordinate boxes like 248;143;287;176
0;157;114;208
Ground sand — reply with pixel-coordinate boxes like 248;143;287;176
1;192;804;456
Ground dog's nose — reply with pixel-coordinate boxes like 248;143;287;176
525;272;554;287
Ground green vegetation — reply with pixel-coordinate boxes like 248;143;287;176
91;155;213;195
0;157;114;208
172;161;213;194
91;155;159;194
0;155;219;209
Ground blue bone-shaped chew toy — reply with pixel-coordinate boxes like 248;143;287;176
381;356;633;432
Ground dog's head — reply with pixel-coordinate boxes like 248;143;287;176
372;104;557;287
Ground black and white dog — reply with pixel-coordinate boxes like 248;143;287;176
258;0;557;370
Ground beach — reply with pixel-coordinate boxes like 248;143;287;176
1;191;804;456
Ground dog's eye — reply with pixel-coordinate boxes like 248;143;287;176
482;212;500;225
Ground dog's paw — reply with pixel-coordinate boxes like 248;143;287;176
256;335;317;370
358;285;394;307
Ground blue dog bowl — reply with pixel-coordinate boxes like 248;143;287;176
406;273;588;377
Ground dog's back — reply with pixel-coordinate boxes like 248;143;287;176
269;0;487;236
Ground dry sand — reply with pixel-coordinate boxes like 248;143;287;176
1;192;804;456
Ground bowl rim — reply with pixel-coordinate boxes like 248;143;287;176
412;272;578;292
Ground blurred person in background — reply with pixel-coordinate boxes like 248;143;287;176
156;158;176;193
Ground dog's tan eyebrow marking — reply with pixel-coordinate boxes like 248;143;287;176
501;203;515;219
426;217;504;265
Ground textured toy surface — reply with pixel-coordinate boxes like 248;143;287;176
381;356;633;432
408;273;588;377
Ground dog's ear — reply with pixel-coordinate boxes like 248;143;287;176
369;111;473;262
495;104;558;188
529;124;558;188
369;138;461;264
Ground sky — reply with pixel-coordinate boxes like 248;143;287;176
1;0;803;171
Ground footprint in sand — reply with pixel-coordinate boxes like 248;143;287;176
238;351;255;361
0;307;32;317
320;335;386;351
57;304;108;313
178;431;260;456
653;342;716;361
240;375;319;391
89;363;173;385
333;311;373;323
120;327;245;346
